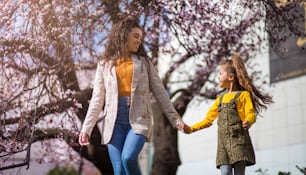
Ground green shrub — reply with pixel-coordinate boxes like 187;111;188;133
46;165;79;175
278;172;290;175
255;166;306;175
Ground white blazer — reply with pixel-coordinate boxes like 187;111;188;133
81;55;182;144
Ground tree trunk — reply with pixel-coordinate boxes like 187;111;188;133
151;100;181;175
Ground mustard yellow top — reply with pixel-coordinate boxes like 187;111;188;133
115;58;133;97
190;91;256;132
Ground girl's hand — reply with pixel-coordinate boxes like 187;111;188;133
79;133;90;146
183;124;191;134
176;121;191;134
242;121;250;130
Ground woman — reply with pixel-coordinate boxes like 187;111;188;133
79;16;186;175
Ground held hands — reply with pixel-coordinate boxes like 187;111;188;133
242;121;250;130
183;124;191;134
79;132;90;146
176;121;191;134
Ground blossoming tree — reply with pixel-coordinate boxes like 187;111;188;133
0;0;304;175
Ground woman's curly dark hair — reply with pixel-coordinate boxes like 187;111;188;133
100;16;147;63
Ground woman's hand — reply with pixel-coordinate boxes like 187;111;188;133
79;132;90;146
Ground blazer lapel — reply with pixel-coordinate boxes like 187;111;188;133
106;61;118;98
131;55;143;96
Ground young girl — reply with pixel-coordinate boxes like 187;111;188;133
184;53;273;175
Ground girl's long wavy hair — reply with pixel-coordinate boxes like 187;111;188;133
220;53;274;114
100;16;147;63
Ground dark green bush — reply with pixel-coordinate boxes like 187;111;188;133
255;166;306;175
46;165;79;175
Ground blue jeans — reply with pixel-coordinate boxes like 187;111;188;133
220;161;246;175
107;96;146;175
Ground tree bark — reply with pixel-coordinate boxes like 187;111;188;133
151;100;180;175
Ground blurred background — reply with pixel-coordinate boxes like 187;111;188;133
0;0;305;175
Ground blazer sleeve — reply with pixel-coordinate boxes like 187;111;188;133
145;58;183;127
81;61;106;136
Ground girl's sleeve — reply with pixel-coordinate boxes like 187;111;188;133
190;97;220;132
240;91;256;126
